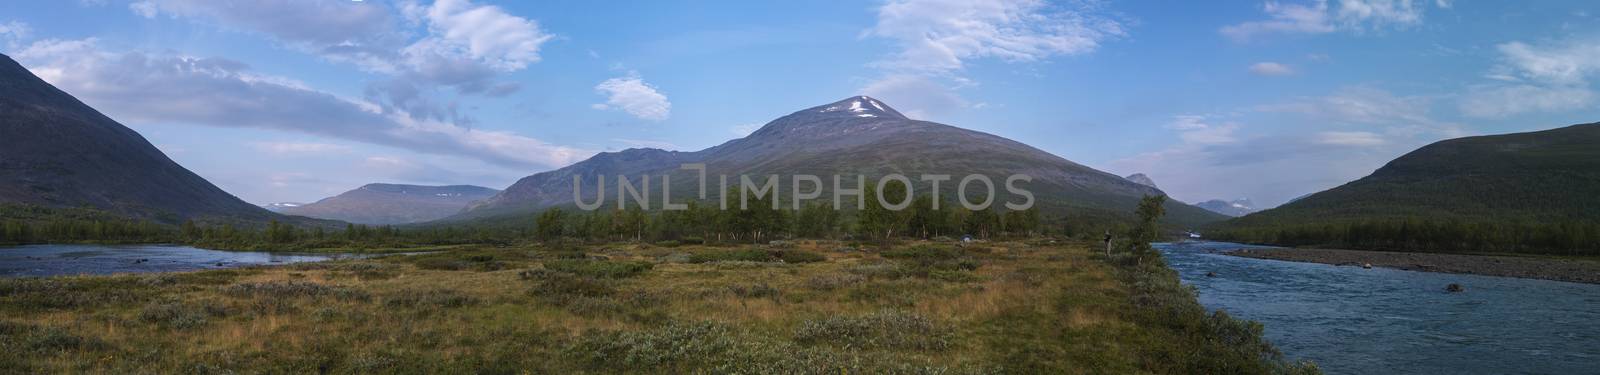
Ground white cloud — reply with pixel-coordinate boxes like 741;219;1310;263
16;39;589;169
129;0;555;123
1249;61;1295;76
865;0;1125;75
267;172;322;188
1167;115;1240;145
1459;84;1596;118
860;0;1123;118
1221;1;1335;41
1458;38;1600;118
1261;86;1434;125
400;0;554;71
1222;0;1442;42
252;142;353;155
1315;131;1386;146
593;73;671;121
0;21;29;48
1494;40;1600;86
860;74;968;119
611;138;680;150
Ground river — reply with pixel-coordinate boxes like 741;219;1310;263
1157;241;1600;375
0;244;358;277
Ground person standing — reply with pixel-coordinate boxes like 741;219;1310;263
1103;230;1113;258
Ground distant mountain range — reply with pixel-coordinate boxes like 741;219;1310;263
451;96;1225;227
0;53;313;226
1124;173;1158;189
1225;123;1600;227
279;184;498;225
260;202;305;212
1195;198;1256;217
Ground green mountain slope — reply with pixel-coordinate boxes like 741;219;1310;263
1213;123;1600;254
0;53;328;228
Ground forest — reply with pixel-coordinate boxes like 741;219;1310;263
1209;218;1600;256
0;183;1088;251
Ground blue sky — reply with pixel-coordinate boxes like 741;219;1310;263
3;0;1598;208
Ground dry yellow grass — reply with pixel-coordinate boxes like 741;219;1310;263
0;240;1304;374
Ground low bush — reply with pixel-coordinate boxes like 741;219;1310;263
0;321;108;354
727;283;780;300
384;289;480;309
880;244;965;261
793;310;952;351
399;250;527;271
689;249;825;264
0;277;155;311
138;300;226;330
543;259;653;279
805;273;866;291
526;271;616;303
222;281;370;302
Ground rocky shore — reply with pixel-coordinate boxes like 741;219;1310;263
1226;247;1600;284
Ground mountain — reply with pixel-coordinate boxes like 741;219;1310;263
1124;173;1158;189
453;96;1224;227
260;202;305;212
1195;198;1256;217
1227;123;1600;226
0;53;294;226
282;184;499;225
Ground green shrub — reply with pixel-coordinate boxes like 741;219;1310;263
0;321;108;353
689;249;825;264
138;300;225;330
400;250;526;271
0;277;156;311
543;259;653;279
793;310;951;351
845;262;906;279
773;250;826;263
526;271;616;303
384;289;480;309
880;244;965;261
727;283;780;300
222;281;370;302
805;273;866;291
929;270;984;283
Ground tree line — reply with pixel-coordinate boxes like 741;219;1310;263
1209;218;1600;256
532;182;1046;244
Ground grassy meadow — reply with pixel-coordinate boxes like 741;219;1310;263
0;240;1317;374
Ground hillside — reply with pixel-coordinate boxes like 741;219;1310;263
0;53;298;226
281;184;498;225
1214;123;1600;254
452;96;1224;228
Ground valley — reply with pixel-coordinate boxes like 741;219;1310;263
0;240;1316;374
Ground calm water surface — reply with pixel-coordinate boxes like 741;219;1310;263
1158;241;1600;375
0;244;362;277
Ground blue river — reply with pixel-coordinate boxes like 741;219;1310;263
1158;241;1600;375
0;244;355;277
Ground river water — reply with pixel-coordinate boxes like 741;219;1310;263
1157;241;1600;375
0;244;354;277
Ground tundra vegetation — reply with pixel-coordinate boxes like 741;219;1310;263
1;194;1318;373
0;239;1318;374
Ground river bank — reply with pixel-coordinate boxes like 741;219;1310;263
1225;246;1600;284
